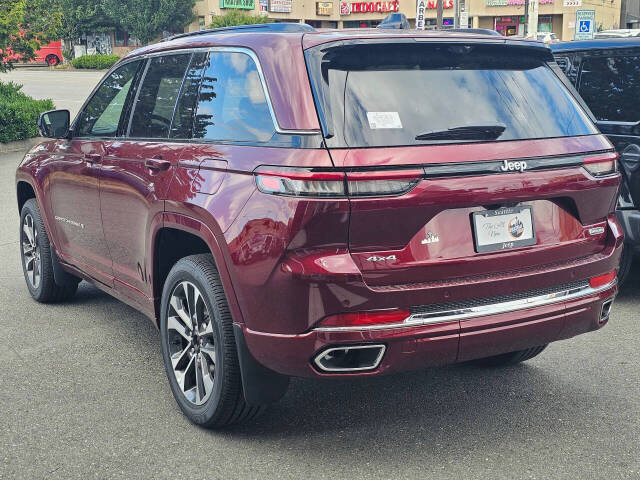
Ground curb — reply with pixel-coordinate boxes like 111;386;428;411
0;137;43;154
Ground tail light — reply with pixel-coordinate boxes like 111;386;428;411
254;166;422;198
255;167;344;197
318;308;411;328
346;169;422;197
583;153;618;177
589;270;617;288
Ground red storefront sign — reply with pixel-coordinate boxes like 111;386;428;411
426;0;454;7
340;1;400;15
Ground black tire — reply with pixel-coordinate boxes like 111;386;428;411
471;345;548;367
160;254;265;428
617;244;633;288
20;199;79;303
45;54;60;66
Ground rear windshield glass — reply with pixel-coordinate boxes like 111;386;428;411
305;42;598;148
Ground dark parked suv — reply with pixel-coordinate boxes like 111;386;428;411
17;25;622;428
552;38;640;285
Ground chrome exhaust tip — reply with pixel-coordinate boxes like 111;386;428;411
313;344;386;373
600;298;614;323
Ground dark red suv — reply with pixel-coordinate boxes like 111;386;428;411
17;24;622;428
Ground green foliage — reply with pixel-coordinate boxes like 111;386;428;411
71;53;120;69
208;11;270;28
101;0;196;45
0;0;62;72
54;0;115;40
0;81;55;143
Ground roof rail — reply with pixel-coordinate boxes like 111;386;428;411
167;22;315;42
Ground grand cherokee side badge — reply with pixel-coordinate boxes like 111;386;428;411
421;232;440;245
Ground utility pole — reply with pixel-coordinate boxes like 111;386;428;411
436;0;444;29
454;0;460;28
524;0;529;36
527;0;539;38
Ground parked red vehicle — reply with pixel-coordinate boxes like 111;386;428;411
4;40;62;66
16;24;622;428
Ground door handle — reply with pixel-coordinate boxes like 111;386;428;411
84;153;102;164
145;157;171;171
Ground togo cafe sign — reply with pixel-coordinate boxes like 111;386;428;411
340;1;400;15
317;1;333;15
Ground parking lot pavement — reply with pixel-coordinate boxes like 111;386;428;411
2;146;640;480
0;68;104;117
1;71;640;479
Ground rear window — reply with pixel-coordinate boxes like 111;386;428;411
306;42;598;148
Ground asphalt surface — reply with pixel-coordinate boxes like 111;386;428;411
1;70;640;480
0;68;104;117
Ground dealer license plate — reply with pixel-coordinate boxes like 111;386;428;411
472;206;536;253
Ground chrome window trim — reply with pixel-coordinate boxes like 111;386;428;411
314;279;617;333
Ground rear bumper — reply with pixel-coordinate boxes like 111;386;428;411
234;214;623;378
241;280;617;378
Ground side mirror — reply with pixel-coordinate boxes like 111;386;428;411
38;110;70;139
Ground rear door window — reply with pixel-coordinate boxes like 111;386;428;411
578;53;640;122
306;42;598;148
129;53;191;139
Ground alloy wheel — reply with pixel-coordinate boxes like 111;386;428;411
166;281;217;406
22;214;41;289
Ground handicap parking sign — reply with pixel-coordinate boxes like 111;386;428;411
575;10;596;40
579;20;591;32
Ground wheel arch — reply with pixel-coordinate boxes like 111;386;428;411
17;180;36;214
151;213;245;329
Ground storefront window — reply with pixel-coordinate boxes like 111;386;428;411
343;20;380;28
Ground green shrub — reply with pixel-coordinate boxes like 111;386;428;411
209;11;270;28
0;81;55;143
71;54;120;70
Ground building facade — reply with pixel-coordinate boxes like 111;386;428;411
187;0;622;40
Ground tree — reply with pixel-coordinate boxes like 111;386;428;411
208;11;270;29
54;0;115;41
0;0;62;72
101;0;196;45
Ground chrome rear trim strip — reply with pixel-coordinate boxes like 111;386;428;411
314;279;617;333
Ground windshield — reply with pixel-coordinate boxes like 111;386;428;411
305;41;598;148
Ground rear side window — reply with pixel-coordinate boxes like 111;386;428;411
306;42;598;148
75;60;141;137
129;54;191;139
191;51;275;142
579;54;640;122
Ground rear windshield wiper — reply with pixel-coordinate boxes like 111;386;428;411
415;125;506;141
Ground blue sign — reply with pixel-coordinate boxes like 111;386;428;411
575;10;596;40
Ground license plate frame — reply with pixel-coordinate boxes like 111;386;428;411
471;206;536;253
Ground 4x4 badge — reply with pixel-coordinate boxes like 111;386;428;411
366;255;397;262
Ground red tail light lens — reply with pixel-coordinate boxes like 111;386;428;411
255;166;422;198
583;153;618;177
589;270;617;288
319;308;411;328
255;167;345;197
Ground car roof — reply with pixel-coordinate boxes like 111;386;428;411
124;23;546;61
551;37;640;52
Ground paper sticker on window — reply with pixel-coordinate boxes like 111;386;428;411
367;112;403;129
